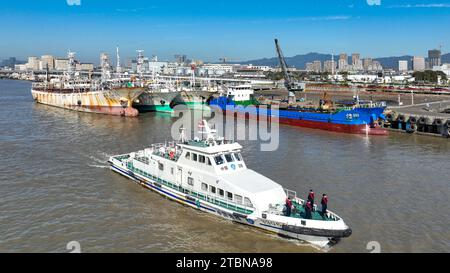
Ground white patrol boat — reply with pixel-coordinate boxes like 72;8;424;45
108;120;352;248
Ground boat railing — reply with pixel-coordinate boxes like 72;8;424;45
203;193;254;213
150;142;178;150
284;188;297;200
150;142;181;161
356;101;386;108
284;188;321;211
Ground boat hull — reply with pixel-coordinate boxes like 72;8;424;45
208;105;388;135
277;115;388;135
134;91;180;113
173;90;216;109
31;89;139;117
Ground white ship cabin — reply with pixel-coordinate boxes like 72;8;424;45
120;121;286;214
226;84;254;102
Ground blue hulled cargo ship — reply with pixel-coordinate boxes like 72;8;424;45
209;96;388;135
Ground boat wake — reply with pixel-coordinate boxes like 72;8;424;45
88;152;112;169
88;164;110;169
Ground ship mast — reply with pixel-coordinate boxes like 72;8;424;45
136;50;145;78
67;49;76;81
116;46;122;75
100;52;112;82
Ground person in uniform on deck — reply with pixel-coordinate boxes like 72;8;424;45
285;197;293;217
307;189;315;211
305;200;313;219
321;193;328;218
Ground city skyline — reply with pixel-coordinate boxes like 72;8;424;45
1;0;450;62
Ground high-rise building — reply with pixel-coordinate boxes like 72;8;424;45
1;57;18;68
370;61;383;72
175;54;187;64
312;60;322;73
362;58;373;71
54;58;70;71
305;61;322;73
27;56;40;70
40;55;55;70
398;60;408;72
338;53;348;71
412;56;426;71
428;49;441;68
324;60;336;73
351;53;360;65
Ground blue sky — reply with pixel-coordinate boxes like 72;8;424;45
1;0;450;63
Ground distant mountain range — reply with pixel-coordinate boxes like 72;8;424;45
238;53;450;70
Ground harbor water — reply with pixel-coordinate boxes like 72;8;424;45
1;79;449;253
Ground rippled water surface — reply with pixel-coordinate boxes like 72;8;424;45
1;80;449;253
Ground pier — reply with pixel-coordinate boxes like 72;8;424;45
384;100;450;137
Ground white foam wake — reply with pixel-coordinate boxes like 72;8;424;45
88;164;110;169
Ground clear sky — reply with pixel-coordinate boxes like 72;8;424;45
1;0;449;63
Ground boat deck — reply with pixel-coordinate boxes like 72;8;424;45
289;202;336;221
152;150;180;162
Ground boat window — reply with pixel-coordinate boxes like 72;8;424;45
199;155;206;163
207;158;212;166
187;177;194;186
227;192;233;201
214;155;225;165
244;197;253;207
224;153;234;162
158;163;164;171
218;188;224;197
171;167;174;175
210;186;216;194
185;152;190;160
235;195;243;204
192;153;197;161
201;183;208;191
233;153;242;161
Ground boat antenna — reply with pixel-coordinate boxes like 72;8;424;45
201;96;205;140
179;126;186;143
191;64;196;87
46;63;49;83
116;46;121;75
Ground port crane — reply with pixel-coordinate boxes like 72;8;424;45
274;39;305;92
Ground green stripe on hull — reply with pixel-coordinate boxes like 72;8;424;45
180;101;205;106
178;102;208;110
234;99;259;106
135;104;173;113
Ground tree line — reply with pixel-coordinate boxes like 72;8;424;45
412;70;447;83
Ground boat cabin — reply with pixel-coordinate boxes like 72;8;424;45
226;84;254;102
123;121;286;215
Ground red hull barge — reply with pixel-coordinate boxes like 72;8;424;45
277;116;388;135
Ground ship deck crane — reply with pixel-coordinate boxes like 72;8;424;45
274;39;305;92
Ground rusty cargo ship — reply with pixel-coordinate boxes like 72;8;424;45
31;79;145;117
